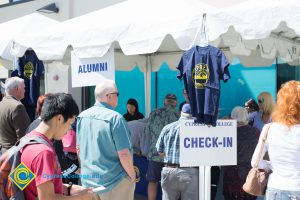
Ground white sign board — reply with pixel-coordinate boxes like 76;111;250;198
0;64;9;79
45;62;69;93
71;48;115;87
180;120;237;166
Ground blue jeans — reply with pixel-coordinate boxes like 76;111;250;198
266;188;300;200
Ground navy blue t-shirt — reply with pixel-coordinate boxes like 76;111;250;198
12;51;44;121
177;45;230;126
17;50;44;107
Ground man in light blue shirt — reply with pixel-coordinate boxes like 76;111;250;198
156;104;199;200
77;79;135;200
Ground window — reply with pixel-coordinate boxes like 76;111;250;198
277;63;300;91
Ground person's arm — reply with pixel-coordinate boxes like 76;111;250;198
140;125;151;156
63;184;89;196
118;148;136;182
37;181;94;200
158;152;165;157
31;149;91;200
251;124;271;170
76;118;81;166
12;104;31;139
75;145;81;174
144;113;153;138
112;116;136;181
156;126;166;158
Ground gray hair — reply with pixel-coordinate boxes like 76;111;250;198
94;79;116;102
5;77;24;95
231;106;248;125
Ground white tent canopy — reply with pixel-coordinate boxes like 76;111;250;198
7;0;300;115
0;13;59;68
11;0;226;71
212;0;300;66
10;0;300;70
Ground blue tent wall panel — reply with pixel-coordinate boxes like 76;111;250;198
115;67;145;116
219;61;276;117
100;62;277;118
151;63;184;111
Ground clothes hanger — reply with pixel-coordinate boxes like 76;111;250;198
198;13;209;47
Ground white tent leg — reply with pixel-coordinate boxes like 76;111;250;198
144;55;152;117
205;166;211;200
199;166;211;200
44;63;49;93
199;166;205;200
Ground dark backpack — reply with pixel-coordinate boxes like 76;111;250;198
0;135;49;200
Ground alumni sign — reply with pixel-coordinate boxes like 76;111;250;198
180;120;237;166
71;48;115;87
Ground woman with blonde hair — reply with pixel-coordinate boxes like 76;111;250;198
251;80;300;200
253;92;275;132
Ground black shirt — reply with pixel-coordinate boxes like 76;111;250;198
123;112;144;122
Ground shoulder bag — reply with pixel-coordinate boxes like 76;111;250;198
242;124;272;196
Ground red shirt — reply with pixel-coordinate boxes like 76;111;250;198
20;131;63;200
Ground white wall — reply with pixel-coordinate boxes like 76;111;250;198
72;0;124;18
202;0;245;8
0;0;249;23
0;0;66;22
0;0;126;23
0;64;9;78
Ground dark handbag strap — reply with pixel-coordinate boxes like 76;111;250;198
253;124;271;168
16;135;51;150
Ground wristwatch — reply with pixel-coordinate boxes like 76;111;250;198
67;182;73;196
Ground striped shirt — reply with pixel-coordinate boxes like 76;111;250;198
156;120;181;164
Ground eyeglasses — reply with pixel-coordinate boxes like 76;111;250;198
258;99;263;104
106;92;119;97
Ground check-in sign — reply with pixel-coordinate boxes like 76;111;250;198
180;120;237;166
71;48;115;87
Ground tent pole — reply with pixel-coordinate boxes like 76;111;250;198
275;57;278;92
44;64;49;94
204;166;211;200
144;55;152;117
155;71;158;108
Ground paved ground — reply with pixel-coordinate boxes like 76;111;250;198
133;169;266;200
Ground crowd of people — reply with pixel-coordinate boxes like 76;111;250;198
1;76;300;200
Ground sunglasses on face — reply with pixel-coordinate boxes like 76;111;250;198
106;92;119;97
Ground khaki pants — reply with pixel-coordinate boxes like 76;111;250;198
93;177;135;200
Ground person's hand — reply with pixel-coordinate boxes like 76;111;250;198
75;168;81;174
128;173;136;183
73;188;94;200
70;184;88;195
